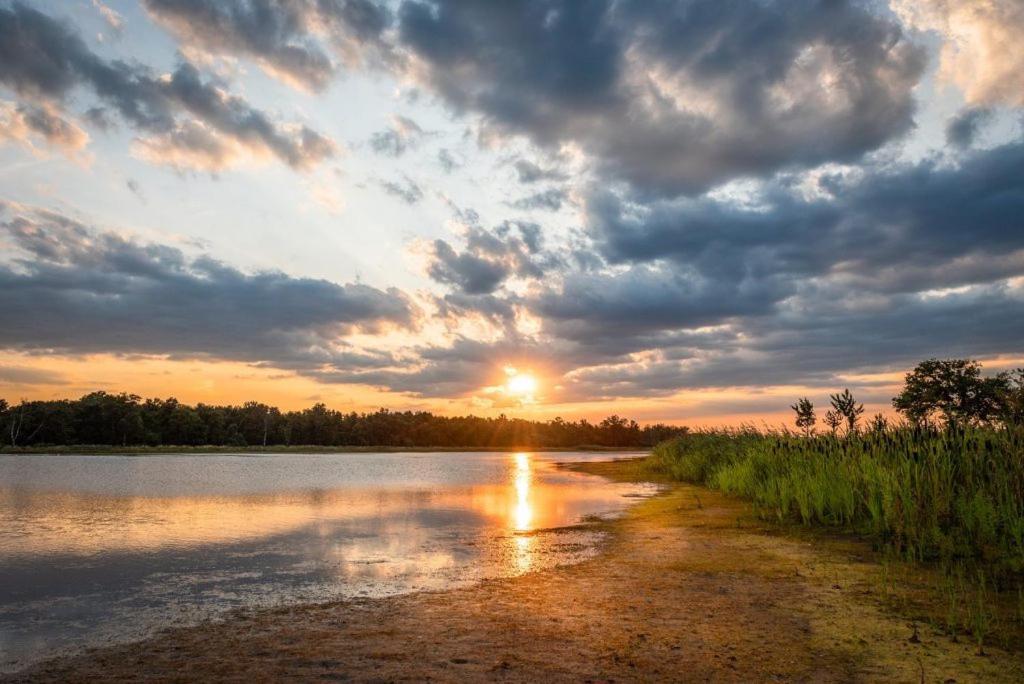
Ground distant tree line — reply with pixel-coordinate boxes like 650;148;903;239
0;393;686;449
790;358;1024;435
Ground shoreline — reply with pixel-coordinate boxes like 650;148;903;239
6;458;1023;682
0;445;644;456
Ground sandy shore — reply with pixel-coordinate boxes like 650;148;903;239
7;460;1023;682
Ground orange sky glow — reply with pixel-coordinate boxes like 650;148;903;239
5;351;1020;428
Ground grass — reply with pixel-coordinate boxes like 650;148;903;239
645;425;1024;651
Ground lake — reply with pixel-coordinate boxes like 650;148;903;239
0;451;656;672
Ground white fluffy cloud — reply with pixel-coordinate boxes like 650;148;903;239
894;0;1024;106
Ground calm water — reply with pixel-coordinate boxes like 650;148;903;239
0;451;655;672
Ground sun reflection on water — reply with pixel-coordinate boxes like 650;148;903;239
512;452;534;573
513;452;533;531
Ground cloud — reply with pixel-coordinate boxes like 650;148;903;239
394;0;925;196
534;264;785;342
1;0;1021;411
369;114;425;156
92;0;124;34
946;107;994;148
309;336;540;397
726;287;1022;391
586;140;1024;298
0;365;67;386
547;281;1024;400
437;148;459;172
83;106;115;131
142;0;390;91
427;240;510;295
378;174;423;204
14;0;926;191
137;62;337;170
438;138;1024;397
510;188;567;212
125;178;144;200
425;221;553;295
894;0;1024;107
0;202;415;376
0;100;89;155
434;291;518;326
0;3;336;171
513;159;565;184
132;119;255;173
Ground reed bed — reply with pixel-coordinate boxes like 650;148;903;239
649;426;1024;649
649;426;1024;573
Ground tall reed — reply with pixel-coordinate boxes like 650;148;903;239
649;426;1024;573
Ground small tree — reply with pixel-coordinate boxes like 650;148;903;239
790;397;816;436
869;413;888;434
824;409;842;435
1000;369;1024;426
0;399;8;445
6;400;44;447
830;389;864;435
893;358;1007;428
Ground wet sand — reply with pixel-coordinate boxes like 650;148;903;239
8;459;1023;682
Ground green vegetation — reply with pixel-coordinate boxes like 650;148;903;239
647;425;1024;651
649;426;1024;572
645;358;1024;651
0;394;684;450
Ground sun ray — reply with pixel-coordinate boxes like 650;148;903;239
504;367;539;402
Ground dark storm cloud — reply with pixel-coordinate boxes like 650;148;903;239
435;291;517;326
3;0;925;186
750;286;1024;380
588;140;1024;296
394;0;926;196
561;285;1024;399
143;0;390;91
534;264;787;340
946;107;994;148
425;221;553;295
0;203;415;371
101;0;923;193
427;240;510;295
0;2;335;169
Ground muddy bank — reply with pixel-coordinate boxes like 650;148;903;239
8;459;1023;682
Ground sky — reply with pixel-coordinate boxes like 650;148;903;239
0;0;1022;426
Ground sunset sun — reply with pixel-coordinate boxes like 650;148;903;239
505;369;538;399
